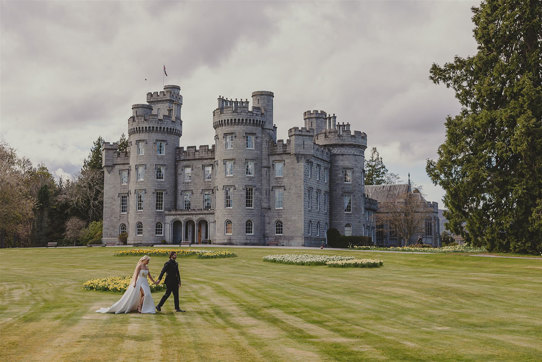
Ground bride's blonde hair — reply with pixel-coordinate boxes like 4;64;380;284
130;255;150;286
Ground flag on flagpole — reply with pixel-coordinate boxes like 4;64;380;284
163;65;168;77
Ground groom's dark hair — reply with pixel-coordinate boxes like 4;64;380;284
169;251;177;258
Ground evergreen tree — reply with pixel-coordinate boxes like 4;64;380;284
365;147;399;185
426;0;542;253
117;133;128;153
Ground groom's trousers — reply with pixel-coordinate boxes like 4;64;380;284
157;285;179;310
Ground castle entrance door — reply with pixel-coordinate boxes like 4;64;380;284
197;220;208;243
172;221;182;244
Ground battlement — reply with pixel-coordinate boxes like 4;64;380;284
314;128;367;148
213;96;265;129
102;142;129;167
303;110;327;118
147;85;183;104
288;127;314;137
177;144;216;160
270;139;291;154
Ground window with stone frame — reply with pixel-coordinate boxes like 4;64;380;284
246;134;255;149
315;191;320;211
156;141;166;155
323;192;328;212
245;160;255;176
245;187;254;208
120;195;128;213
324;167;328;183
224;187;233;208
225;134;234;149
307;188;312;210
316;164;321;181
203;191;212;210
308;220;312;236
275;188;284;209
136;190;144;211
155;222;163;236
245;220;253;235
136;222;143;236
225;160;234;176
156;165;165;180
344;168;353;183
204;165;212;181
183;167;192;182
225;220;233;235
425;218;433;237
120;170;129;185
136;165;145;181
183;192;191;210
136;141;144;155
316;221;321;236
274;161;284;177
344;194;352;213
275;220;283;235
156;191;164;211
307;161;313;178
119;223;127;235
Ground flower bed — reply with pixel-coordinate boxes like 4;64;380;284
197;251;237;259
263;254;354;266
326;259;383;268
83;276;166;293
114;249;203;257
352;245;487;253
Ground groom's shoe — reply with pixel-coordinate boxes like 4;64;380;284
176;308;186;312
155;305;161;312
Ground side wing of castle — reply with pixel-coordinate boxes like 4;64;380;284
102;85;377;246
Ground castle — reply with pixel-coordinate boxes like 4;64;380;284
102;85;376;246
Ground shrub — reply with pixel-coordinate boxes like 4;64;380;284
118;232;128;245
80;221;103;245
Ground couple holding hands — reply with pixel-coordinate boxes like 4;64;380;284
97;251;184;314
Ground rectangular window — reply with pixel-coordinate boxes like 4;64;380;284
275;161;284;177
136;165;145;181
344;169;353;183
245;160;255;176
425;219;433;237
344;195;352;213
316;191;320;211
324;192;328;212
136;190;144;211
225;134;234;149
156;165;165;180
307;162;312;178
203;192;212;210
137;141;144;155
307;188;312;210
204;165;212;181
246;187;254;208
316;164;321;181
246;134;255;149
156;141;165;155
184;167;191;182
225;160;234;176
183;193;191;210
275;188;284;209
120;195;127;213
120;170;128;185
324;168;328;183
224;187;233;208
156;191;164;211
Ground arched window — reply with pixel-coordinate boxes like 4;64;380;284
275;220;283;235
308;221;312;236
119;223;127;235
316;222;320;236
155;222;163;236
344;223;352;236
136;222;143;236
245;220;253;235
225;220;232;235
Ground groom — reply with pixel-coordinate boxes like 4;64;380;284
155;251;185;312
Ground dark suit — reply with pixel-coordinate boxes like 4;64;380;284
157;259;181;310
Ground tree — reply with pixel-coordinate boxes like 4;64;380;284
365;147;400;185
64;217;86;246
426;0;542;253
117;133;128;153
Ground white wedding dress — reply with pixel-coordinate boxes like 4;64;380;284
97;269;156;314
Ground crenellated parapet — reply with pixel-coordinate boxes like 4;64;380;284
212;96;265;129
177;144;216;160
128;111;182;137
102;142;130;167
314;128;367;148
270;139;291;154
146;85;183;104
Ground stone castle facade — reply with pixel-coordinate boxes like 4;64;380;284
102;85;375;246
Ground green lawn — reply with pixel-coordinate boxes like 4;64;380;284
1;247;541;361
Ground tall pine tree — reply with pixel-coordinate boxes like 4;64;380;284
426;0;542;253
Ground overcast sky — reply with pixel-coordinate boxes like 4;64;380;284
0;0;480;205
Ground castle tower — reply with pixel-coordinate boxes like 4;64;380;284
314;116;367;236
303;110;327;135
212;92;273;244
126;85;183;244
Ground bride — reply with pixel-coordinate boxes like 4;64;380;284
97;255;157;314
